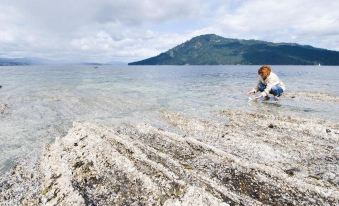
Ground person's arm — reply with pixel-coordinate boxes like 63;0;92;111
248;78;261;95
254;78;261;92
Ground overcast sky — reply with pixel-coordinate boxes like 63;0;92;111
0;0;338;63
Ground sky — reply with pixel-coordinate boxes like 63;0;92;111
0;0;339;63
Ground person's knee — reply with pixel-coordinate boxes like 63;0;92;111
258;83;266;92
270;86;283;96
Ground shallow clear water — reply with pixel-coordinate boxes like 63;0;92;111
0;65;338;172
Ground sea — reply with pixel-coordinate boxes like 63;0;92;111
0;65;338;172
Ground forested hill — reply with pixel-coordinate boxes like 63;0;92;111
129;34;339;65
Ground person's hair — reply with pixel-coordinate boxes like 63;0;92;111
258;65;271;75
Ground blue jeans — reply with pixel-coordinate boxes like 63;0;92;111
258;83;284;97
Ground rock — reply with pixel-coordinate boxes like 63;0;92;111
325;172;336;180
326;129;331;133
286;91;339;103
268;123;275;128
1;111;339;205
0;103;8;114
284;168;301;176
334;147;339;160
73;161;84;169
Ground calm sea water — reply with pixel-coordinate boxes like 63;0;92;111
0;65;338;172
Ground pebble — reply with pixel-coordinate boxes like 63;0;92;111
284;168;301;176
268;124;275;129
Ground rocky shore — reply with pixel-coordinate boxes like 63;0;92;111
0;109;338;205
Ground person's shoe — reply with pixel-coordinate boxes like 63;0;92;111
273;96;280;101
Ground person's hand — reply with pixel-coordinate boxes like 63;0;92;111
247;89;256;95
255;92;267;99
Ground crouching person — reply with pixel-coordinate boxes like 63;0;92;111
248;65;285;100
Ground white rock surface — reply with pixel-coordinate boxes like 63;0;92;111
1;109;338;205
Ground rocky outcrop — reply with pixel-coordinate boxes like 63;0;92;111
162;109;339;188
285;91;339;103
0;103;8;114
0;109;338;205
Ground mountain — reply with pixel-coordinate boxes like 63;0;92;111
0;57;128;66
128;34;339;65
0;58;34;66
0;57;57;66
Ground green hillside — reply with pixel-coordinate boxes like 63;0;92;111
129;34;339;65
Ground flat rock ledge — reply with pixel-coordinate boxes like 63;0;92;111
1;111;338;205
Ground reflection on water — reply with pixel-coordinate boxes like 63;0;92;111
0;65;338;172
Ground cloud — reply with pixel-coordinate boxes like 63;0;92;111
0;0;209;61
0;0;339;62
201;0;339;49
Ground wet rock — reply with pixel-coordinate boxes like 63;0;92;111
286;91;339;103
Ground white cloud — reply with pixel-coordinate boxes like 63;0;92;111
0;0;209;61
204;0;339;49
0;0;338;62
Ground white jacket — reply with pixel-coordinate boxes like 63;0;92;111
255;72;286;96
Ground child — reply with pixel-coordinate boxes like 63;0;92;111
248;65;285;100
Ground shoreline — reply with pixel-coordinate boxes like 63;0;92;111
1;108;338;205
